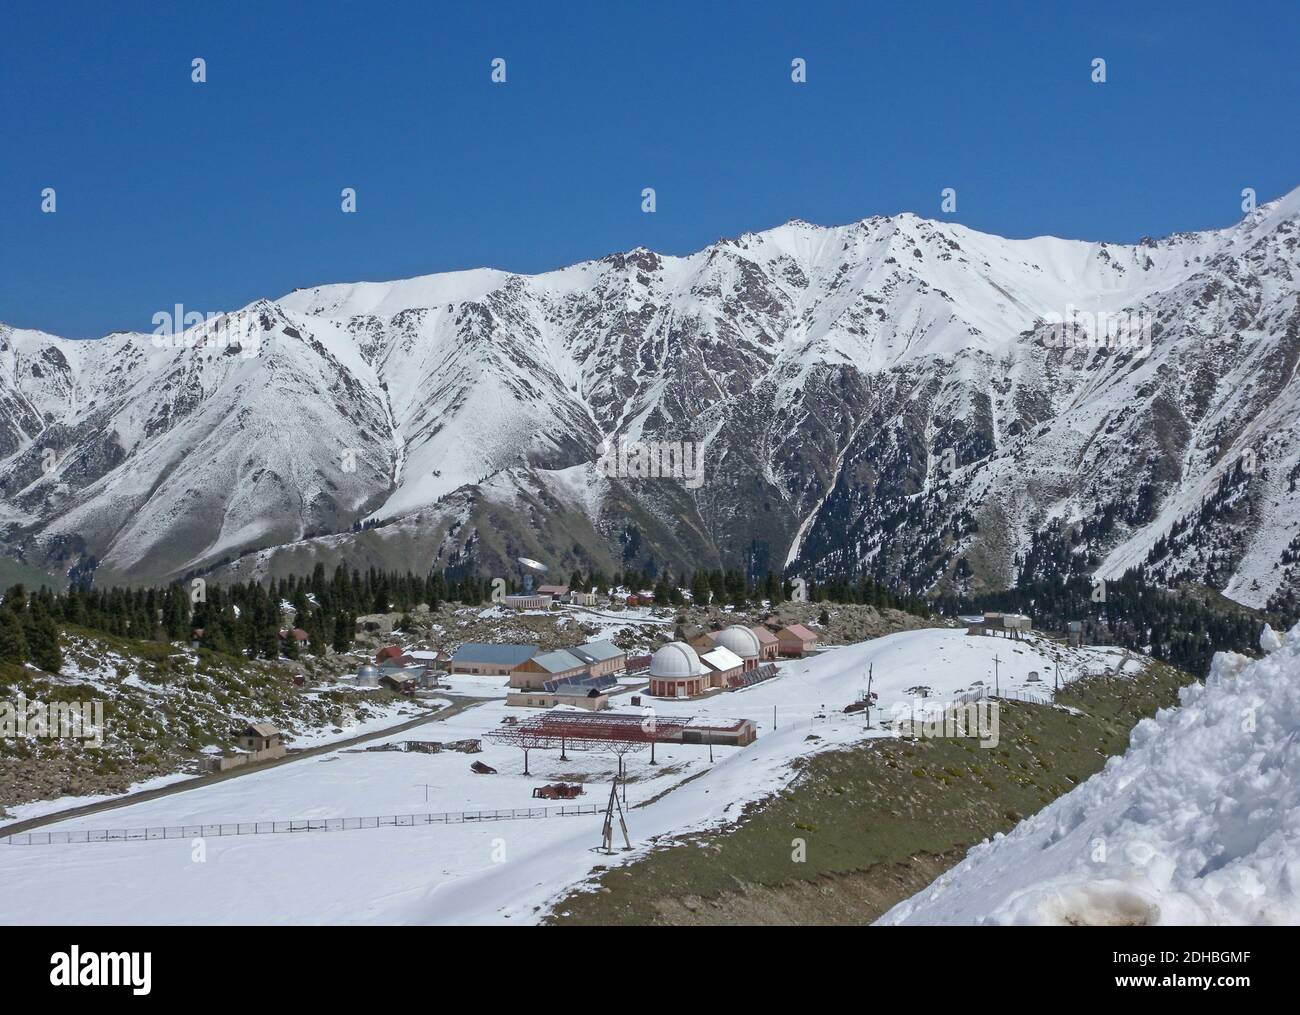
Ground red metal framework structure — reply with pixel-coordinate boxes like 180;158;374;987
485;712;695;773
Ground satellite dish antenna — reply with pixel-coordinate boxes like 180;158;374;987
516;556;547;594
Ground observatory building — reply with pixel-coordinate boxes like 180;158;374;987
646;641;710;698
712;625;762;672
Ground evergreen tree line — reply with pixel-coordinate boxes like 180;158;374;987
15;554;1284;678
931;571;1286;677
2;561;929;670
5;557;1279;677
0;585;65;673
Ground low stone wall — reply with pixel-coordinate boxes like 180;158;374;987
204;744;286;773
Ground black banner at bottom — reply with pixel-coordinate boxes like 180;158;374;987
1;924;1291;999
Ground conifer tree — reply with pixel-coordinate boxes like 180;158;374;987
0;610;28;664
307;610;329;656
261;625;281;660
332;612;353;653
26;607;62;673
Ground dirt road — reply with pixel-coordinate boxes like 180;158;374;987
1;694;493;838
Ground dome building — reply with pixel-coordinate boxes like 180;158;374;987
647;641;709;698
713;625;762;671
355;663;380;687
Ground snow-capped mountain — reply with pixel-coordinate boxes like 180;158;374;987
2;187;1299;608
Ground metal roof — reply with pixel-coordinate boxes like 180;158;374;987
451;643;539;666
549;683;605;697
543;673;617;693
486;712;695;750
570;640;625;663
527;649;588;674
701;646;744;671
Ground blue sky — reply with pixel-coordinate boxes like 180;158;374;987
2;0;1296;337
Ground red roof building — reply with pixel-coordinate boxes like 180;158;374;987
776;624;819;657
750;625;780;661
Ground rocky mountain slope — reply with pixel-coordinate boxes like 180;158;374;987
2;188;1298;610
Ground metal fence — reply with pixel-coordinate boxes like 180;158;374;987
4;804;601;846
952;687;989;706
990;688;1054;706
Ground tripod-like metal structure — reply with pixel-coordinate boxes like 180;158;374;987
600;778;632;853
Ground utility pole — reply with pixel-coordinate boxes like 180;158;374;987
993;653;1001;697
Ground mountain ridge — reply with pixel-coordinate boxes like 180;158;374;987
2;187;1298;612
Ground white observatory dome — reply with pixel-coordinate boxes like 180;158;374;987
649;641;705;679
714;625;761;660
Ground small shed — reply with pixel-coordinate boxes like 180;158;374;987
679;719;758;747
379;673;416;695
237;723;282;752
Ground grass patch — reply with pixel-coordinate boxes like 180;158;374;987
547;659;1192;925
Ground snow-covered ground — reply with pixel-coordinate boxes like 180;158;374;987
0;629;1131;924
0;699;448;834
0;772;201;833
283;698;450;749
880;624;1300;926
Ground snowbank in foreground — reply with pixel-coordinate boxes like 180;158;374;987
879;624;1300;926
